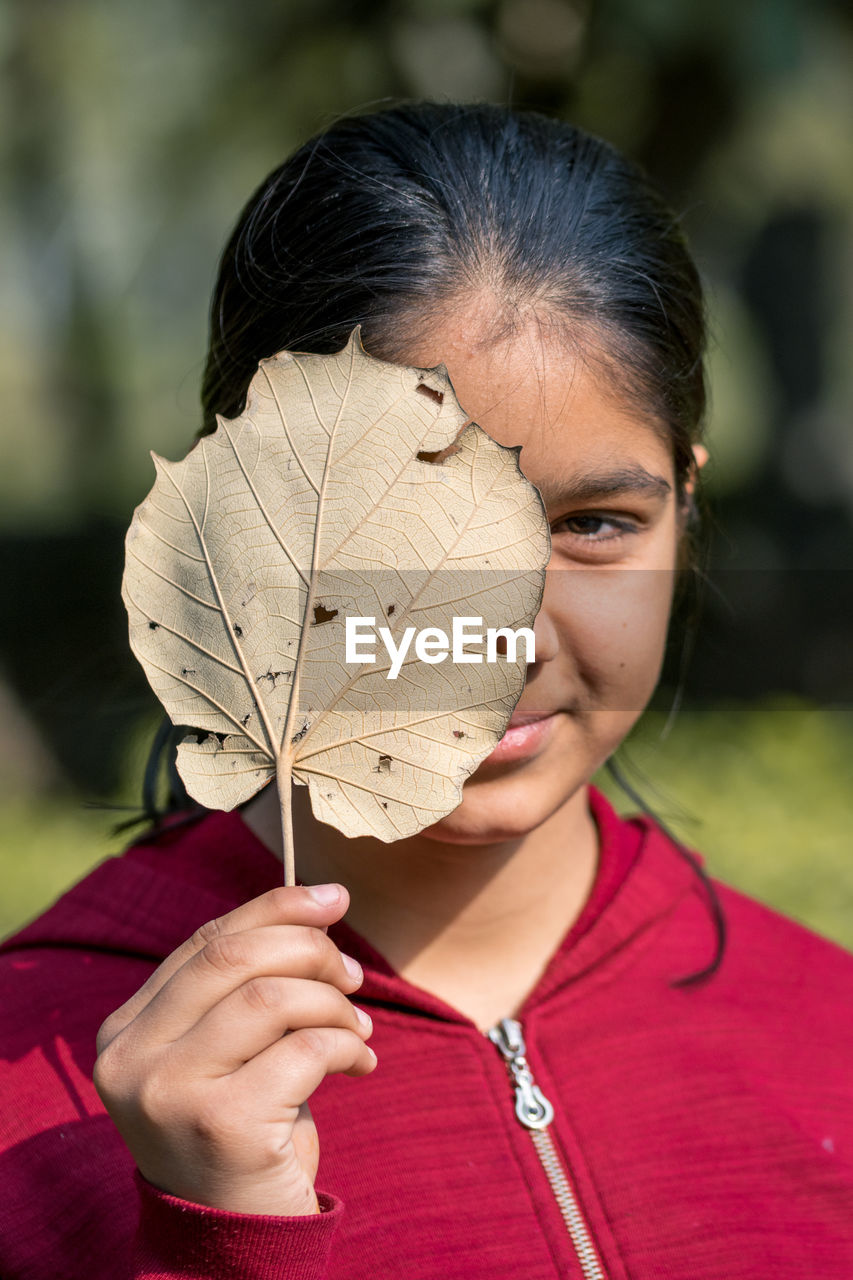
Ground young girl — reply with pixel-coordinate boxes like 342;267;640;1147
2;102;852;1280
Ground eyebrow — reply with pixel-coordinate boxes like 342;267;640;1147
538;465;672;506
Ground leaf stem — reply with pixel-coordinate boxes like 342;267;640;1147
277;756;296;887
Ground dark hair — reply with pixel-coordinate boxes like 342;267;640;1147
201;102;706;499
147;100;722;983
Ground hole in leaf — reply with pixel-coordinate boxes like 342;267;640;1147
233;625;243;638
375;754;393;774
452;729;465;739
381;801;388;809
387;603;396;616
148;621;159;630
312;603;338;625
416;444;459;465
415;383;444;405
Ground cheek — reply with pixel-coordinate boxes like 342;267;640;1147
552;568;675;703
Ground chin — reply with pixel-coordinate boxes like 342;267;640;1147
420;769;584;847
419;817;533;846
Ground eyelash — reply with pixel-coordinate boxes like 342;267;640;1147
550;513;636;543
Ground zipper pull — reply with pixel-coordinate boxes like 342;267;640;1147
488;1017;555;1131
488;1017;610;1279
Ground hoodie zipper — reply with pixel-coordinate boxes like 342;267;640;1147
488;1017;608;1280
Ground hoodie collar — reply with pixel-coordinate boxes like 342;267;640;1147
328;788;703;1024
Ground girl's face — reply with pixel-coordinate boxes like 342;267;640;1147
399;299;686;844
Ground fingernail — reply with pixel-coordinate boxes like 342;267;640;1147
341;952;362;982
366;1046;377;1064
354;1005;372;1031
306;883;341;906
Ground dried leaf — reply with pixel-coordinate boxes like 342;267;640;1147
123;330;550;881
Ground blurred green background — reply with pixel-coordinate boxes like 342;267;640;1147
1;0;851;945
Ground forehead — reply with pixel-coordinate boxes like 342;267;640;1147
398;302;675;499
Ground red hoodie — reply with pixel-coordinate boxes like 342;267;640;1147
1;786;852;1279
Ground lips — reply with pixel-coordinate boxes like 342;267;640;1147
481;711;560;764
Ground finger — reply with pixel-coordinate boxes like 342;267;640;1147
167;978;372;1076
109;924;363;1049
97;883;348;1051
232;1025;377;1111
